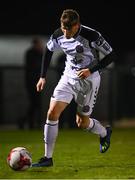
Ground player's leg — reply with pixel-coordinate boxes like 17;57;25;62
76;114;112;153
76;75;112;153
32;100;68;167
32;75;74;167
45;100;69;159
76;114;107;138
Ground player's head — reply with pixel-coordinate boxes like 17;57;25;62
60;9;80;39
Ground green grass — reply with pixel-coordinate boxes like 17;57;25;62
0;127;135;179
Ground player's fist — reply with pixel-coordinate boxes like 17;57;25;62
36;78;46;92
77;68;91;79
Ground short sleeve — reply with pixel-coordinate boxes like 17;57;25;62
47;35;60;51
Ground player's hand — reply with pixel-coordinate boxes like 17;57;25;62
36;78;46;92
77;68;91;79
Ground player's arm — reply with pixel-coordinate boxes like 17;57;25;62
89;32;117;73
88;50;116;73
36;30;61;91
77;28;116;79
77;50;116;79
36;46;53;92
40;46;53;78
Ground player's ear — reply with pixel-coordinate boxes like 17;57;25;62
76;23;80;29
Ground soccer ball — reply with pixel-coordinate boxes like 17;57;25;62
7;147;32;171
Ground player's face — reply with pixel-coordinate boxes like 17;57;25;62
61;23;80;39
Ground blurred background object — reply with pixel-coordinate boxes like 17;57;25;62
19;37;44;129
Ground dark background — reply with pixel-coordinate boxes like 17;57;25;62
0;1;135;128
0;1;134;53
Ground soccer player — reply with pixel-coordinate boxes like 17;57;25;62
32;9;116;167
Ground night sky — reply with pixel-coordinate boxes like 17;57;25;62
0;1;134;54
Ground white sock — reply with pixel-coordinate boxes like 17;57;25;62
86;118;107;138
44;119;59;158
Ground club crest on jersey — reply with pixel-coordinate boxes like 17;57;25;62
76;45;84;53
82;105;90;112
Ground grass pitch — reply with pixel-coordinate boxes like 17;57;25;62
0;127;135;179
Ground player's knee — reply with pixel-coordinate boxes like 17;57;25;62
76;116;86;129
77;121;87;128
47;109;59;121
76;114;89;128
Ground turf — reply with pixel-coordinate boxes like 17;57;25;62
0;127;135;179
